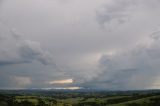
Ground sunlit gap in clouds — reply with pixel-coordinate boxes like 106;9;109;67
53;87;83;90
48;79;73;84
47;79;82;90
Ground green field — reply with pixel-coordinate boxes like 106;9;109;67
0;90;160;106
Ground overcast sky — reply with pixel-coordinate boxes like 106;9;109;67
0;0;160;90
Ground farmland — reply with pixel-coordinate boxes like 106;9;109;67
0;89;160;106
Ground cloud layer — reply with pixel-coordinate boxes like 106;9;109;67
82;30;160;90
0;0;160;90
96;0;136;27
0;26;53;66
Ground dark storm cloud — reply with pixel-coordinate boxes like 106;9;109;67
82;30;160;90
96;0;136;27
0;27;53;66
96;0;160;28
0;60;29;66
18;40;53;65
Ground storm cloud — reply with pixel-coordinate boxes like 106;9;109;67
82;30;160;90
0;0;160;89
96;0;160;28
96;0;136;27
0;25;53;65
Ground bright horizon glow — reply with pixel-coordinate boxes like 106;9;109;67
49;79;73;84
0;87;83;90
53;87;82;90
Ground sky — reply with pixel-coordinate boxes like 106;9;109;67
0;0;160;90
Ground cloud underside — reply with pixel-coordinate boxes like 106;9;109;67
96;0;135;26
0;27;53;66
0;0;160;90
82;30;160;90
